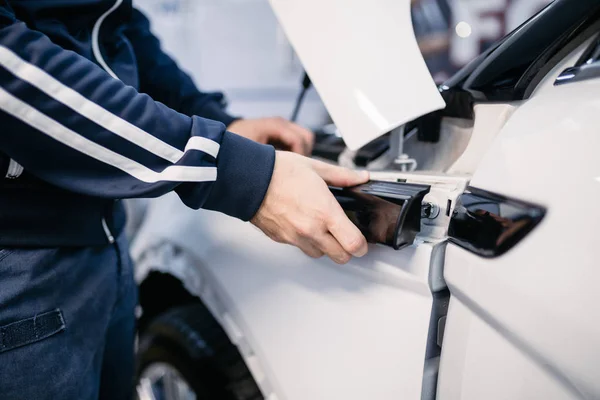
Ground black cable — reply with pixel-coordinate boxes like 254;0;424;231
290;72;312;122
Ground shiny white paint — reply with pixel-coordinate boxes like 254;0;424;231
437;297;575;400
129;6;600;400
133;196;433;400
448;103;516;174
438;75;600;398
268;0;445;150
133;172;467;400
399;103;518;175
402;117;474;172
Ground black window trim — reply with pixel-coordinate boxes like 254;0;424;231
554;30;600;86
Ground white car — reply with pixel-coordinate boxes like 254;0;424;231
131;0;600;399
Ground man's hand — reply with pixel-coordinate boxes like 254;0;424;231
252;151;370;264
228;117;314;156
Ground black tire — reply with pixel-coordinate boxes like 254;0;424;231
136;303;263;400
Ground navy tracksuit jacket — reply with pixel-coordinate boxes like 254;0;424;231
0;0;275;246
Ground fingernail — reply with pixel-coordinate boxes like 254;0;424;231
360;170;370;181
352;242;369;258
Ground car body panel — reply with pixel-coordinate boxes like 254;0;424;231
130;2;600;399
439;58;600;398
132;172;468;400
437;295;576;400
268;0;445;150
132;194;436;400
447;103;516;174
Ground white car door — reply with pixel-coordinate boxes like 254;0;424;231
438;31;600;400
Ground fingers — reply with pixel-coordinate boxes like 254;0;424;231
312;233;352;264
288;122;315;155
291;207;366;263
311;159;370;187
326;201;369;257
270;120;305;154
227;118;315;155
295;192;368;260
251;149;368;265
296;221;363;263
297;238;325;259
269;118;314;156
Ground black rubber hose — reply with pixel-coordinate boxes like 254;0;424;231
290;72;312;122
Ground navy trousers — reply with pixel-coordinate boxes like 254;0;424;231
0;232;137;400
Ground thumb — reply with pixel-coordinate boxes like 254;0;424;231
311;159;370;187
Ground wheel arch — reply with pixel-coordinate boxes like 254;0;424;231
138;270;199;332
134;242;277;399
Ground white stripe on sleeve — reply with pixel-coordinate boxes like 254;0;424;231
0;87;216;183
5;158;24;179
185;136;220;158
0;45;220;163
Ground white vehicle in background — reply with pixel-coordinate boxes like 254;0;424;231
132;0;600;399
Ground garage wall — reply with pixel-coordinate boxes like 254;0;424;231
134;0;328;127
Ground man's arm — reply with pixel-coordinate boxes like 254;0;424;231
123;8;236;126
0;3;272;220
0;3;368;263
124;8;313;155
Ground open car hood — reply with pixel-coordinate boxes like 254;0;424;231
269;0;446;150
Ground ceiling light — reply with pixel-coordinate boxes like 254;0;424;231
455;21;472;38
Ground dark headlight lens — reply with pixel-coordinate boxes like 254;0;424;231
448;187;545;258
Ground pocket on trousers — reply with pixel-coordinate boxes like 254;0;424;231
0;309;66;353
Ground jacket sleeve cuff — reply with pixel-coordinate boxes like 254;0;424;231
196;100;239;128
202;131;275;221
